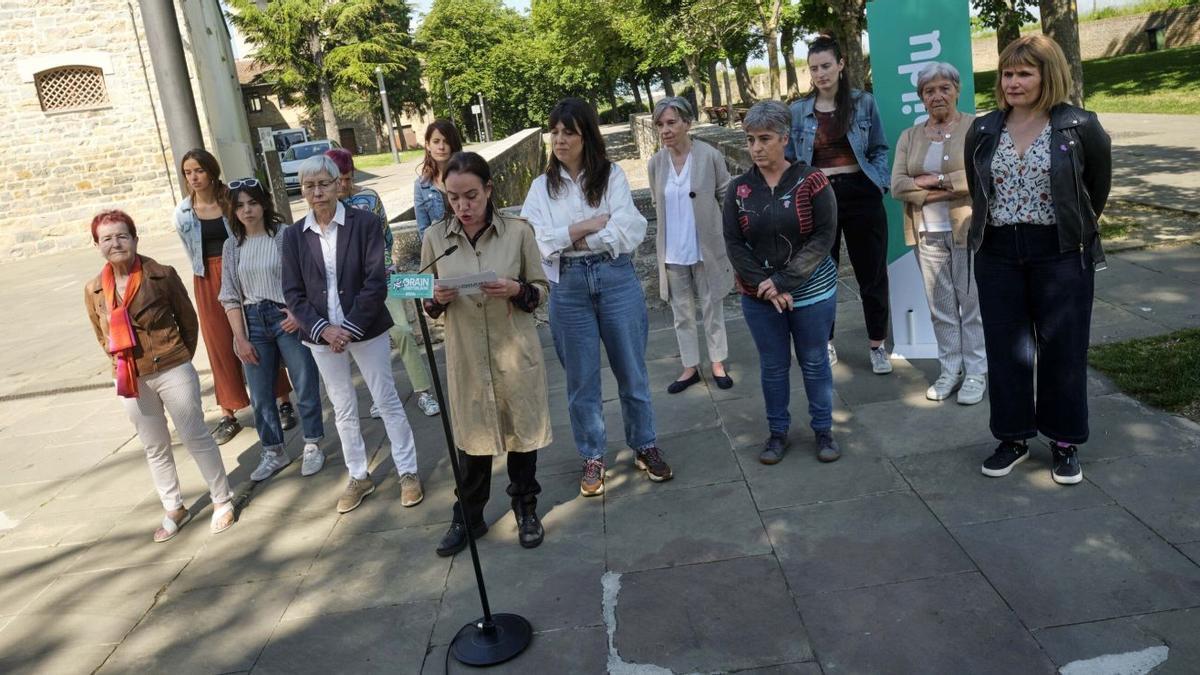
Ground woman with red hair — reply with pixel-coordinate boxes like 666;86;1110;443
84;210;236;542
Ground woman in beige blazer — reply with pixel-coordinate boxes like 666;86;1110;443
648;97;735;393
421;152;552;556
891;61;986;405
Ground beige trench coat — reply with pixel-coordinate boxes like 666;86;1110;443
648;139;735;303
420;213;552;456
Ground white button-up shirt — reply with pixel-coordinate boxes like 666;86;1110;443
663;152;700;265
520;163;647;282
302;201;347;347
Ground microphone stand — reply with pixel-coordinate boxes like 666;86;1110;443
412;246;533;666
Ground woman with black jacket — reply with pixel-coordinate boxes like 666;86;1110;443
965;34;1112;486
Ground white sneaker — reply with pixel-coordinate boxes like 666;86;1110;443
957;374;987;405
926;371;963;401
869;345;893;374
301;442;325;476
827;342;838;366
369;403;382;419
251;449;292;482
416;391;441;417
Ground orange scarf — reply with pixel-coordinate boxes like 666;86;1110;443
101;257;144;398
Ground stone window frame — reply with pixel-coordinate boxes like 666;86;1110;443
17;51;116;116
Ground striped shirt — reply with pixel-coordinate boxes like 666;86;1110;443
791;255;837;307
236;234;285;305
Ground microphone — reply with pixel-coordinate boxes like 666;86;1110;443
418;245;458;274
689;191;696;198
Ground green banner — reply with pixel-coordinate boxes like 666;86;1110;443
867;0;977;264
388;273;435;299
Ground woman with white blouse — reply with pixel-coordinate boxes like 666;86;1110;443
521;97;673;497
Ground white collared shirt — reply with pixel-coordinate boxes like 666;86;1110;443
663;152;700;265
520;163;647;282
303;201;347;330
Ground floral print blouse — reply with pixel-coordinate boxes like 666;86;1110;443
989;123;1056;226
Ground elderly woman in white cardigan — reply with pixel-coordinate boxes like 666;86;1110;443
648;96;735;393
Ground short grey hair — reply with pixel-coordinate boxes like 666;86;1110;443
652;96;694;124
742;100;791;139
297;155;340;183
916;61;962;94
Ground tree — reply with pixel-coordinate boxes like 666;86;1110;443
1040;0;1084;104
973;0;1035;55
754;0;786;99
793;0;868;89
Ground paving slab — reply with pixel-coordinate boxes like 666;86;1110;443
1095;255;1200;331
0;642;116;675
0;546;86;618
614;556;813;672
893;443;1113;527
734;663;824;675
951;505;1200;628
830;354;942;407
1033;608;1200;674
765;492;975;596
171;514;337;591
1079;393;1200;461
743;450;907;512
1181;542;1200;567
843;394;995;457
66;499;210;573
426;625;609;675
603;428;743;501
604;481;771;573
1087;450;1200;544
799;572;1055;674
257;601;439;675
714;391;859;454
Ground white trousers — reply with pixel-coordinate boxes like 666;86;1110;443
308;332;419;479
916;231;987;377
666;262;728;368
120;362;233;511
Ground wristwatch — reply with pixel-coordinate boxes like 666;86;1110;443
937;174;946;189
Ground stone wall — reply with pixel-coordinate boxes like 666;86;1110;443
971;6;1200;71
631;114;750;175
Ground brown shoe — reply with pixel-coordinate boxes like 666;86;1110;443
580;459;605;497
634;446;673;482
399;472;424;507
336;476;376;514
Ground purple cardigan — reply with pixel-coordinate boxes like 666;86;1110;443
281;206;393;345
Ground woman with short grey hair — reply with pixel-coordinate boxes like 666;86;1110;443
891;61;985;404
648;96;736;393
281;154;425;514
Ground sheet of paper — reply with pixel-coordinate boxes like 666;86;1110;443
435;270;498;296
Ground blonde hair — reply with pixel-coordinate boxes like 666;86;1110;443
995;34;1073;113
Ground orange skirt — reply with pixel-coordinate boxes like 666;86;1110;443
194;255;291;411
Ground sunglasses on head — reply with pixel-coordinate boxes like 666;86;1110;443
228;177;261;190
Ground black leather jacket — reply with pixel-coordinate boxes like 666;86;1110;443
965;103;1112;269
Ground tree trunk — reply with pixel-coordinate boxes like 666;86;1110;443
660;68;676;97
781;22;800;99
644;77;655;112
764;31;781;100
707;61;723;108
735;60;756;103
1040;0;1084;104
630;75;644;112
310;29;338;139
684;56;708;121
722;61;734;107
995;1;1024;55
606;82;620;124
826;0;867;90
759;0;783;99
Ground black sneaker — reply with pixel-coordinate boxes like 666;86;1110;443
436;520;488;557
1051;444;1083;485
815;430;841;463
212;416;243;445
759;433;789;465
278;401;297;431
981;441;1029;477
634;446;673;482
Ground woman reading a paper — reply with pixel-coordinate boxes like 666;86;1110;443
422;152;552;556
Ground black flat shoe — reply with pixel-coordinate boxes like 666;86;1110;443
712;372;733;389
436;520;488;557
278;402;297;431
667;371;701;394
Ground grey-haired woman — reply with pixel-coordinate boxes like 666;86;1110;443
648;97;735;393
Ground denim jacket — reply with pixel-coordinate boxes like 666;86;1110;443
173;196;233;277
787;90;891;193
413;176;447;239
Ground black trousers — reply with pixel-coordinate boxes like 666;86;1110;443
452;450;540;527
828;172;891;342
974;224;1094;444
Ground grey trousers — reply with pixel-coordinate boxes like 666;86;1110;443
915;231;987;377
666;262;728;368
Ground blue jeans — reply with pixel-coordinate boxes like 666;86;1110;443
243;301;324;451
550;253;656;460
741;294;836;435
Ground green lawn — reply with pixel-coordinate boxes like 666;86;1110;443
975;44;1200;114
353;148;424;170
1090;328;1200;422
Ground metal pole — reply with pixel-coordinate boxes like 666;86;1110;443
444;80;455;125
478;92;492;142
137;0;204;198
375;66;400;164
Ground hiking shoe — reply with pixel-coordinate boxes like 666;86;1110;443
1051;444;1083;485
827;343;838;366
957;375;987;406
870;345;893;374
634;446;673;482
398;472;424;506
436;520;488;557
514;499;544;549
759;433;789;465
815;430;841;463
250;448;291;482
336;476;376;513
300;442;325;476
278;401;297;431
580;459;605;497
926;371;963;401
212;416;242;445
416;391;441;417
981;441;1029;477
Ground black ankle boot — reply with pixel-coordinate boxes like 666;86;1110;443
436;519;487;557
513;499;543;549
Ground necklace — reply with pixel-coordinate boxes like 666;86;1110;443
925;112;959;140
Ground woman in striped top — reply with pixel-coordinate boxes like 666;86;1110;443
218;179;327;482
724;101;841;466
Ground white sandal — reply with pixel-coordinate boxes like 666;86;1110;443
154;509;192;543
210;501;235;534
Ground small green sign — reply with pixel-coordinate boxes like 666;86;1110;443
388;273;435;299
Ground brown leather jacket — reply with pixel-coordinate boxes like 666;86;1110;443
84;256;199;378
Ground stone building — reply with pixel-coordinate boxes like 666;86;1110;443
0;0;254;259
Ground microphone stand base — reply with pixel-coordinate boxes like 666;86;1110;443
449;613;533;666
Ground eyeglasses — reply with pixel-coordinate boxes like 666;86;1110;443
229;177;261;190
301;179;336;192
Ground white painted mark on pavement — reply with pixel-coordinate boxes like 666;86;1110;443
1059;645;1169;675
0;511;19;531
602;571;677;675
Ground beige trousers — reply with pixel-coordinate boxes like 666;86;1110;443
666;262;728;368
